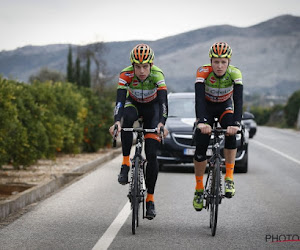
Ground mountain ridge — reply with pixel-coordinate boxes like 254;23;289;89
1;14;299;96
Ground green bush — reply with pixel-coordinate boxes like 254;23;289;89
250;106;272;125
11;83;49;166
284;89;300;128
0;78;26;167
266;104;286;128
80;87;114;152
0;77;113;168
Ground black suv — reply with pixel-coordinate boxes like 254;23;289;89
158;92;253;173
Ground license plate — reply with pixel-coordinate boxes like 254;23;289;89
206;149;213;156
183;148;195;155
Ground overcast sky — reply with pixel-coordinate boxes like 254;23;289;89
0;0;300;51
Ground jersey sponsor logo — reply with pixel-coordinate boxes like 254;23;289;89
156;80;165;86
132;80;139;86
209;76;216;84
125;73;134;77
114;102;123;116
129;89;157;103
205;92;232;102
234;78;242;84
207;86;233;95
198;67;209;73
119;78;127;85
196;77;205;83
205;86;233;102
162;103;167;117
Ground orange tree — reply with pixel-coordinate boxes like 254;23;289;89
0;76;113;169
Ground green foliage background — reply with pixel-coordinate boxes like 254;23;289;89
0;77;113;168
250;89;300;128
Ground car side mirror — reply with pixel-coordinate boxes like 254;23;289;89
242;111;255;120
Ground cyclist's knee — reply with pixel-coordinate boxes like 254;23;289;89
194;152;207;162
145;138;159;160
225;135;236;149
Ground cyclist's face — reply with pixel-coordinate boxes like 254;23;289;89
134;63;151;81
211;58;229;77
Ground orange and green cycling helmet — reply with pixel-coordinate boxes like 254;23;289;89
130;44;155;64
209;42;232;58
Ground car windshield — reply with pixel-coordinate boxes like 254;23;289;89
168;97;195;118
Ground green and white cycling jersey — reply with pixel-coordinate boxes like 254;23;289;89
118;65;167;103
195;64;243;103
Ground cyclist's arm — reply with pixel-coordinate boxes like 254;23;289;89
230;66;243;126
110;88;126;137
195;82;206;123
232;83;243;125
114;68;133;123
157;88;168;125
195;66;211;124
114;88;127;123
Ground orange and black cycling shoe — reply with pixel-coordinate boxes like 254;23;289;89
118;165;129;185
145;201;156;220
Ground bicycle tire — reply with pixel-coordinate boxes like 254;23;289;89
131;156;140;234
142;161;146;219
210;157;220;236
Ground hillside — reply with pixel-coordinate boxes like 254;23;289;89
1;15;300;96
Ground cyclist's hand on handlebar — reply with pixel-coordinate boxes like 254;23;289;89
197;123;212;134
157;122;168;138
109;121;121;137
226;126;239;136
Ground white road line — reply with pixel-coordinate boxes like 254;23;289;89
252;140;300;165
92;201;131;250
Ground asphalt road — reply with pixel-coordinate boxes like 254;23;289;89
0;126;300;250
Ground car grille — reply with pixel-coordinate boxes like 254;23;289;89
172;133;194;147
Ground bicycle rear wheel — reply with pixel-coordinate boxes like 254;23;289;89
210;157;220;236
131;156;140;235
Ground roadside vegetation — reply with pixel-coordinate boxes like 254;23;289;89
246;89;300;129
0;43;116;169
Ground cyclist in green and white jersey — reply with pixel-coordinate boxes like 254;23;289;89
109;44;168;219
193;42;243;211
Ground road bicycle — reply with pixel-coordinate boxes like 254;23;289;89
194;120;241;236
113;122;163;234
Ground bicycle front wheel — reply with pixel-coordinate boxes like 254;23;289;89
210;157;220;236
131;156;140;235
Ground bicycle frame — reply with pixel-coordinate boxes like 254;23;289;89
205;127;226;198
202;120;241;236
121;127;157;234
113;121;163;234
204;127;225;236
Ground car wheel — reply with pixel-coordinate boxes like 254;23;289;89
235;151;248;173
